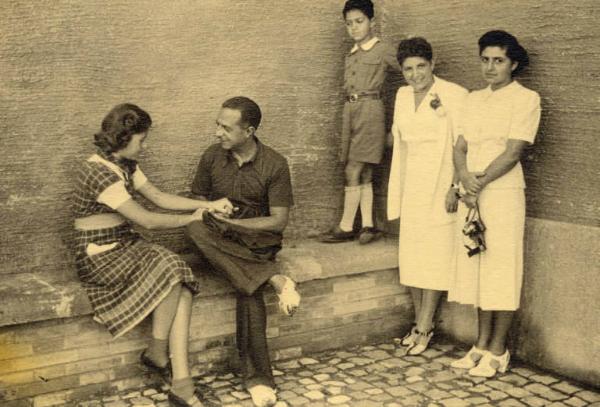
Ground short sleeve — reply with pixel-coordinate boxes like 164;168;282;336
132;165;148;190
97;181;132;209
191;150;213;198
508;91;541;143
267;160;294;208
383;42;401;72
446;86;469;143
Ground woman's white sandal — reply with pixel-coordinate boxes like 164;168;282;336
468;349;510;378
405;328;433;356
450;345;487;369
277;276;300;316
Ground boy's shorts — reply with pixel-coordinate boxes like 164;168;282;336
340;98;386;164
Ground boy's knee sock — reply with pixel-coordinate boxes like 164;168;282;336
339;185;362;232
360;183;374;228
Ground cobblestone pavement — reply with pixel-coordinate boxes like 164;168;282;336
79;338;599;407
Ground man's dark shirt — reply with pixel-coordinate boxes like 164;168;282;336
192;137;294;220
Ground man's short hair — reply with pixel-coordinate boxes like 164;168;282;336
222;96;262;130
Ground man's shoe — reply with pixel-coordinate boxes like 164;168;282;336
358;227;383;244
277;276;300;316
319;226;356;243
248;384;277;407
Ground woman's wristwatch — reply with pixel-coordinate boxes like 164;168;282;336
451;183;461;199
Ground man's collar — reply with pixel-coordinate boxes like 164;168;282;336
350;37;380;54
224;136;262;167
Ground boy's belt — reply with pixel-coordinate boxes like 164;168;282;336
346;91;381;103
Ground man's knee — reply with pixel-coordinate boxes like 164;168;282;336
185;220;212;244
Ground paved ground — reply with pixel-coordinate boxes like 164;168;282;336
79;338;599;407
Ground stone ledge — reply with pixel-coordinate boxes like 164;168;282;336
0;237;398;328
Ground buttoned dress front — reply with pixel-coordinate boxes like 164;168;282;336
448;81;541;310
341;37;401;164
388;77;468;290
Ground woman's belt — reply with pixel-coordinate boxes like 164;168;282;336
346;91;381;103
74;213;126;230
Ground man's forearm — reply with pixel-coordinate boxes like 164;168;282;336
227;216;287;233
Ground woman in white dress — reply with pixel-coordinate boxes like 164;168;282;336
388;37;468;355
449;30;541;377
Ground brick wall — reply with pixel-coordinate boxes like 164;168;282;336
1;0;397;281
0;267;411;406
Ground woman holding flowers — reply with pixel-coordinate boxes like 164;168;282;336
388;37;468;355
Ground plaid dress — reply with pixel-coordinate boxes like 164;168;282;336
72;152;200;338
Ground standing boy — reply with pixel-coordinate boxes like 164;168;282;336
321;0;401;244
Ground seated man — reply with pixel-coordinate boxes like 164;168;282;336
186;96;300;407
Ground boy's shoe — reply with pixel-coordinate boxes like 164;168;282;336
319;226;356;243
358;227;383;244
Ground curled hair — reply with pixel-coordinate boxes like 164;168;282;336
343;0;374;19
222;96;262;130
93;103;152;154
478;30;529;76
397;37;433;66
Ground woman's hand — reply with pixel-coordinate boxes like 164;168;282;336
445;188;459;213
209;198;235;216
459;171;486;195
461;193;478;209
191;207;206;221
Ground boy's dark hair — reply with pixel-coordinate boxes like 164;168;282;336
478;30;529;76
343;0;374;19
94;103;152;154
222;96;262;130
397;37;433;66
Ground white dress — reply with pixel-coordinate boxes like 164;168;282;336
388;76;468;290
447;81;541;310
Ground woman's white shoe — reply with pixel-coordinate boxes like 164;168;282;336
468;349;510;378
405;329;433;356
399;324;418;347
450;345;487;369
277;276;300;316
248;384;277;407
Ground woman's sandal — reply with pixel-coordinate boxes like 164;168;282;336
405;328;433;356
140;350;171;381
398;323;418;347
468;349;510;378
450;345;487;369
168;391;205;407
277;276;301;316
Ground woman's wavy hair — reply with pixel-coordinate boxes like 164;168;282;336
478;30;529;76
397;37;433;66
93;103;152;154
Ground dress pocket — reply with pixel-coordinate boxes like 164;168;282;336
86;242;118;257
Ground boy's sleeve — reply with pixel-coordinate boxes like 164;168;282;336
383;42;401;72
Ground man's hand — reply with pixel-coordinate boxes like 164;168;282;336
209;198;236;216
459;171;486;195
461;193;478;209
